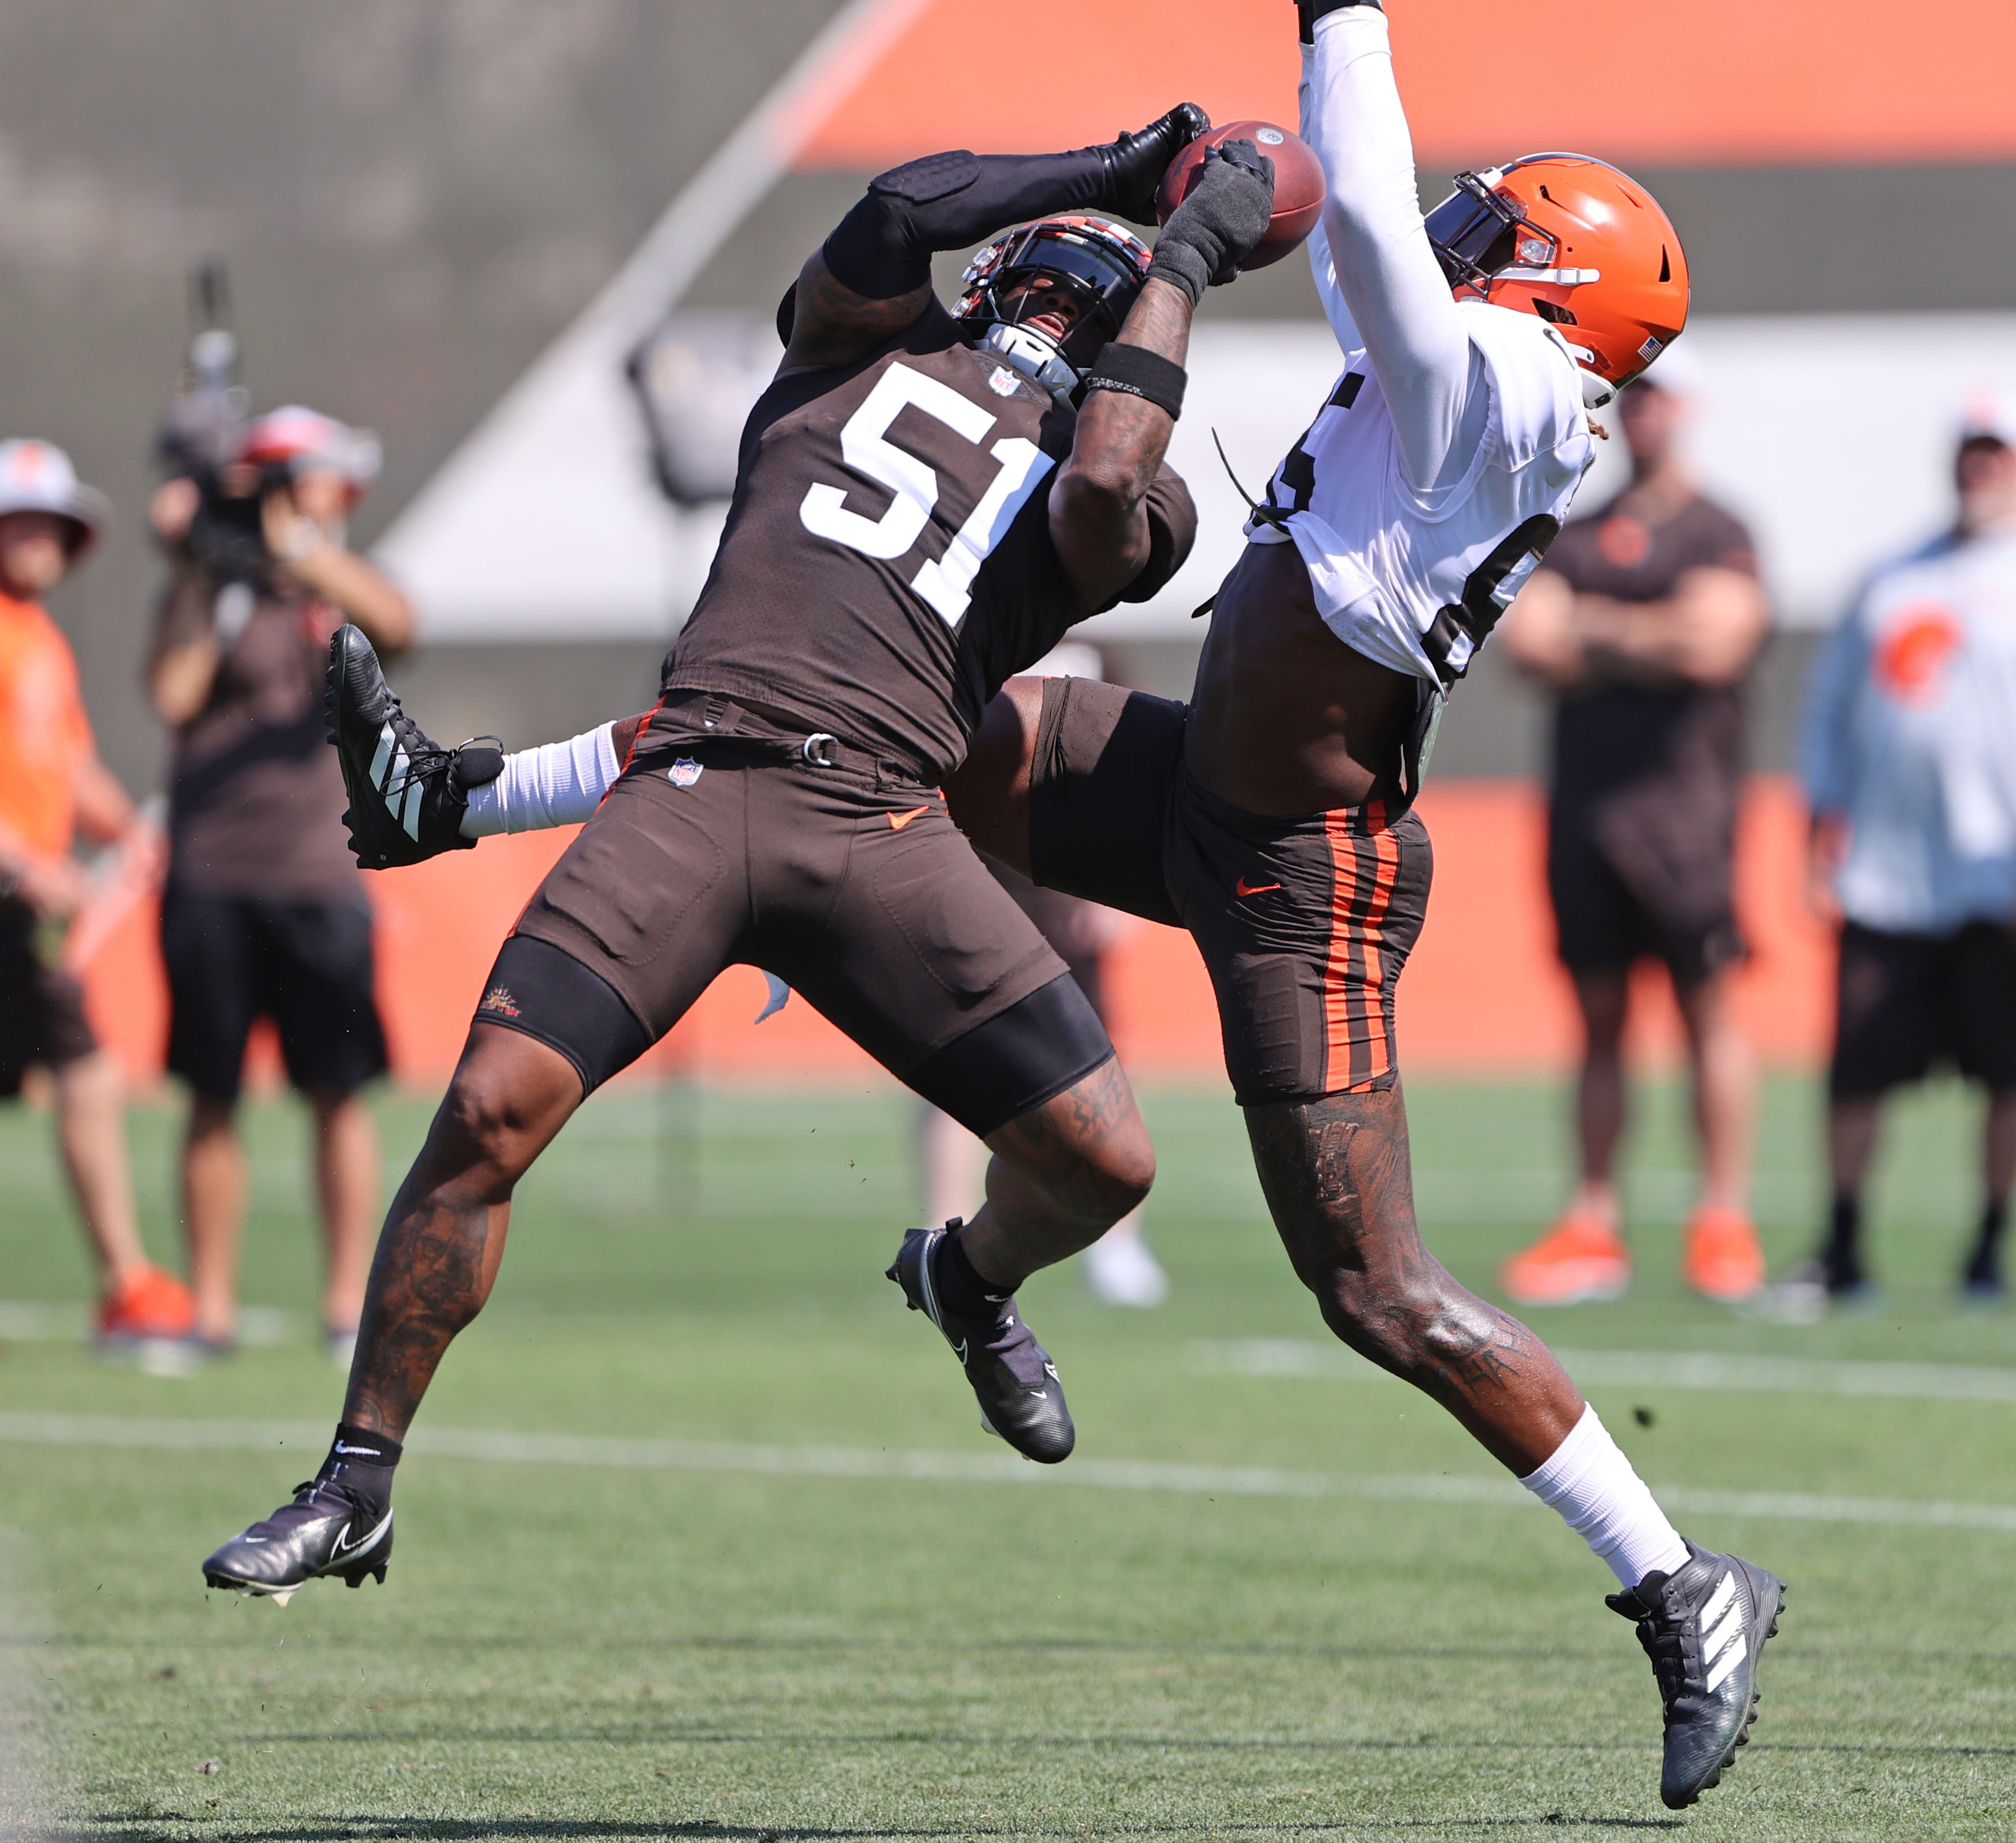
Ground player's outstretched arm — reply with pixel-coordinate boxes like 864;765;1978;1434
1050;141;1274;609
1298;2;1479;493
783;108;1208;373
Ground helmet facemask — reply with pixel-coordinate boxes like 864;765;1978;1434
956;218;1152;404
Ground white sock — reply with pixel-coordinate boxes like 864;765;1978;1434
1519;1405;1691;1589
460;723;621;837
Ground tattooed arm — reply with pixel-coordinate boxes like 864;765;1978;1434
779;250;930;375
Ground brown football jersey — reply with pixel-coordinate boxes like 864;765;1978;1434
662;300;1194;782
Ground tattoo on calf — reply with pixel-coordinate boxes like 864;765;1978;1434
345;1198;494;1435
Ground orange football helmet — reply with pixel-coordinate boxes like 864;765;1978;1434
1424;153;1688;408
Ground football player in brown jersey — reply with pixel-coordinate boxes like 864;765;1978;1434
203;108;1282;1604
399;2;1781;1809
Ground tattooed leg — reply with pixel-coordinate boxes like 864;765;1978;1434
958;1055;1155;1287
1244;1081;1585;1475
340;1024;584;1441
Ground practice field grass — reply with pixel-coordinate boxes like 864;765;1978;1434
3;1073;2014;1841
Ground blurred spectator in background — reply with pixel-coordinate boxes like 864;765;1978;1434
1497;364;1772;1306
146;406;413;1358
0;439;190;1344
1784;417;2016;1308
918;644;1168;1309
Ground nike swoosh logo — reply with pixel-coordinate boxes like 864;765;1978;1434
888;806;933;830
331;1511;391;1560
332;1444;381;1458
952;1338;969;1365
1235;877;1283;897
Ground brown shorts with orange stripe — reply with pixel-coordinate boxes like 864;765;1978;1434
1026;677;1432;1105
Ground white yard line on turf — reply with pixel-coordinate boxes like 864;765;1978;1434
1190;1338;2016;1404
3;1410;2015;1536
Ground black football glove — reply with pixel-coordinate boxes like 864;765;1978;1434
1299;0;1383;43
1146;140;1276;306
1093;103;1211;225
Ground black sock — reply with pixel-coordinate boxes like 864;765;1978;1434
1823;1193;1863;1286
1967;1199;2008;1281
936;1226;1013;1321
319;1423;402;1515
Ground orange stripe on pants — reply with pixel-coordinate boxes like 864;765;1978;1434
1324;805;1401;1092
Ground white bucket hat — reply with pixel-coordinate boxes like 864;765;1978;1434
0;439;109;556
240;405;382;490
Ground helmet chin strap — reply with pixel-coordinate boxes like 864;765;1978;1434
1538;323;1622;410
1579;369;1620;411
978;322;1080;404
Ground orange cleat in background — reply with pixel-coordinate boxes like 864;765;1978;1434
1501;1214;1632;1306
96;1263;196;1343
1683;1204;1766;1303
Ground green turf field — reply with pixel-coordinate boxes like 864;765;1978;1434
2;1073;2014;1841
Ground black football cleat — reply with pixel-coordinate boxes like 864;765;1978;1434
1608;1541;1786;1809
201;1479;393;1606
325;623;503;870
1095;103;1210;223
887;1224;1075;1464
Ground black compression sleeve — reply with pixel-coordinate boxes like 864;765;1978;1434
822;148;1106;301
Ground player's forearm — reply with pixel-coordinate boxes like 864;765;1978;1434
1302;8;1473;486
1068;280;1189;498
1051;281;1190;604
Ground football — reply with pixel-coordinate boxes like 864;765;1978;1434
1154;120;1326;270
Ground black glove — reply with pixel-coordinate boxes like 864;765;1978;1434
1145;140;1275;306
1093;102;1210;225
1299;0;1383;42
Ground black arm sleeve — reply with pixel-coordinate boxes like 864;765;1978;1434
1115;467;1199;605
822;149;1106;301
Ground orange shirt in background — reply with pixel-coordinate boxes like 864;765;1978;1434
0;589;93;858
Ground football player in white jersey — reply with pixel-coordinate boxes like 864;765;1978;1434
310;0;1783;1807
966;3;1782;1807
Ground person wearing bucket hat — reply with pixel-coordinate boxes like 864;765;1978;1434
146;405;413;1361
0;439;193;1347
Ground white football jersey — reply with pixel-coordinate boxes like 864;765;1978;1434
1244;299;1596;688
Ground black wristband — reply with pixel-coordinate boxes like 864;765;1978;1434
1082;344;1187;420
1300;0;1383;42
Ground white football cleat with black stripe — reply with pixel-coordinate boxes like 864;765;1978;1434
1608;1541;1785;1809
325;623;501;870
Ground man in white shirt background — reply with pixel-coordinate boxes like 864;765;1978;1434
1788;416;2016;1306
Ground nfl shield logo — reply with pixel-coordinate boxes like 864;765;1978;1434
667;757;703;788
988;365;1020;398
